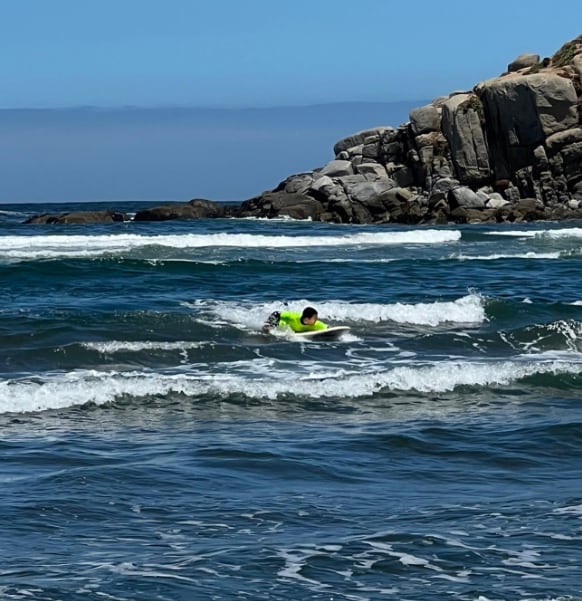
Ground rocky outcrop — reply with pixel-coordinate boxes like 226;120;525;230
237;34;582;225
134;198;225;221
24;210;128;224
23;34;582;227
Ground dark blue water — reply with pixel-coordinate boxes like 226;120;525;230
1;202;581;600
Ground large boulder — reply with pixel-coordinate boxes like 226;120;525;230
236;191;324;220
441;93;491;185
134;199;225;221
496;198;548;222
340;177;396;204
449;186;486;209
409;104;441;135
318;159;354;177
476;73;578;179
273;172;315;195
333;127;393;156
507;53;540;72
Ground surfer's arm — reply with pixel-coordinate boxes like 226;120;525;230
313;320;327;331
262;311;281;333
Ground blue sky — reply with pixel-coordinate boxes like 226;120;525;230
2;0;580;109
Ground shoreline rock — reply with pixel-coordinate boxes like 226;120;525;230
24;209;128;225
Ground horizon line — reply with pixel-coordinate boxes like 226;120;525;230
0;99;430;112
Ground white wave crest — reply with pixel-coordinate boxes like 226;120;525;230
0;230;461;260
450;251;562;261
320;294;486;326
2;357;580;414
82;340;209;353
487;227;582;239
193;293;486;330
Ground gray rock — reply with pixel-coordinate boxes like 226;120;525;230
508;53;540;72
476;189;491;203
450;207;496;223
319;160;354;177
432;177;461;194
477;73;578;178
355;163;389;178
449;186;486;209
333;127;391;155
135;200;225;221
381;187;413;203
24;210;128;225
409;104;441;135
441;93;491;185
279;173;315;194
341;178;396;204
486;195;510;209
389;164;415;188
526;74;578;137
496;198;547;222
237;192;324;221
309;175;335;194
545;127;582;153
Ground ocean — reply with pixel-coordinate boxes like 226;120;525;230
1;201;581;601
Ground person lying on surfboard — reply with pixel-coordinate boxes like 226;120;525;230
262;306;327;334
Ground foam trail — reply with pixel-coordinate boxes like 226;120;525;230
2;357;581;413
487;227;582;239
0;230;461;260
82;340;209;353
450;251;562;261
319;294;486;326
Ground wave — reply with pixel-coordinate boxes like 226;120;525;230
487;227;582;239
499;319;582;354
82;340;210;353
2;356;581;414
0;210;27;217
0;230;461;261
448;251;564;261
190;293;487;329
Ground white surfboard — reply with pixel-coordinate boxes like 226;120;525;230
293;326;350;340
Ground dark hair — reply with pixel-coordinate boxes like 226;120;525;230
301;306;318;320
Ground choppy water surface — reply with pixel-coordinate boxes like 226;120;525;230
1;202;581;600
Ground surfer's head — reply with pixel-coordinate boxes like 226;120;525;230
301;306;318;325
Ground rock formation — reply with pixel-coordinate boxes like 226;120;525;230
134;199;225;221
24;34;582;226
24;209;128;225
237;34;582;224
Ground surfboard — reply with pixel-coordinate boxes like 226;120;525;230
293;326;350;340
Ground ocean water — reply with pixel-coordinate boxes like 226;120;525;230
1;201;581;601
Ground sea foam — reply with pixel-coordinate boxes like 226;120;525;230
0;230;461;260
2;357;581;414
487;227;582;239
192;293;487;330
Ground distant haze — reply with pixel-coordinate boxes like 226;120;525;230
0;102;424;203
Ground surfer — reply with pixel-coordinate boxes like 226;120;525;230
262;306;327;334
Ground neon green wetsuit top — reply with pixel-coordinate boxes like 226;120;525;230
278;311;327;333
